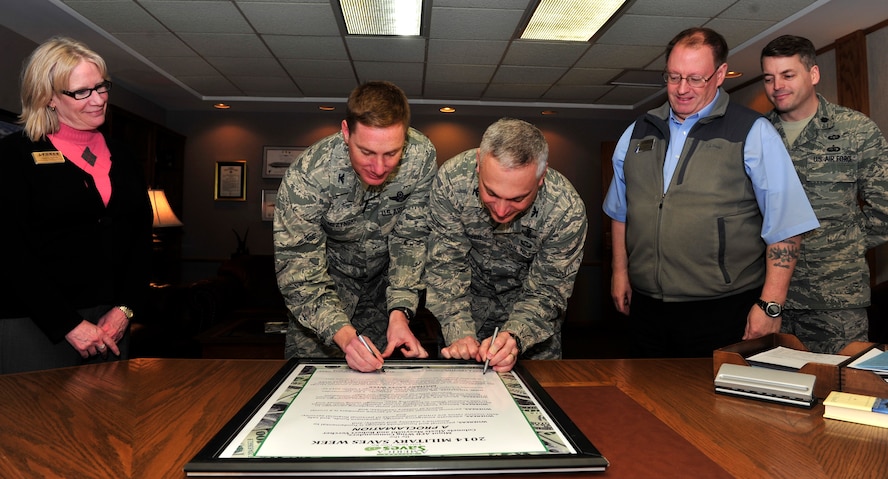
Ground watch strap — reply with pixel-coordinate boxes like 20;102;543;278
389;307;414;321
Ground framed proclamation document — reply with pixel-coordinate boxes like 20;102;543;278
185;359;609;476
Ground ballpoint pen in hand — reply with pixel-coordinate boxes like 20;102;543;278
358;334;385;372
483;326;500;375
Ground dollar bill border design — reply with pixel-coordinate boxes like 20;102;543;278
230;365;316;457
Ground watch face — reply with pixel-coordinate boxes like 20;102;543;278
765;303;782;317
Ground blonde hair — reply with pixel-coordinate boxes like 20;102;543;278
19;36;109;142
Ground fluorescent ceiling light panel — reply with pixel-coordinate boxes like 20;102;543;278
521;0;627;42
340;0;423;36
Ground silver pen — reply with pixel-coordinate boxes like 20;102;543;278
358;334;384;372
483;326;500;375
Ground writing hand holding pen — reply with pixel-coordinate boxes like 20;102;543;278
480;330;519;373
334;326;385;373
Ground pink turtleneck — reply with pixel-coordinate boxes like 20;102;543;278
48;124;112;206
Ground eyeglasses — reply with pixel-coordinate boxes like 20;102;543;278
60;80;112;100
662;69;718;88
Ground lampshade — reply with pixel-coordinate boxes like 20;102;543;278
148;189;183;228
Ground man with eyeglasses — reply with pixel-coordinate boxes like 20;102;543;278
603;27;819;358
760;35;888;353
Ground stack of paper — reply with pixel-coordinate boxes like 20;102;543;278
823;391;888;428
745;346;848;370
847;349;888;383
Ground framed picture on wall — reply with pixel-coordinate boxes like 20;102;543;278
263;146;304;178
261;189;277;221
215;160;247;201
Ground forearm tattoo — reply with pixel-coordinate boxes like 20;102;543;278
767;240;799;269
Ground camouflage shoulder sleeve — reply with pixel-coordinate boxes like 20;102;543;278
273;139;350;345
425;151;478;345
503;172;588;352
386;129;438;313
855;115;888;249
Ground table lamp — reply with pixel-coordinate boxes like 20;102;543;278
148;189;183;228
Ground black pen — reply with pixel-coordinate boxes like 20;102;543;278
483;326;500;375
358;334;384;372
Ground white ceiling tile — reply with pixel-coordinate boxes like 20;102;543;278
296;78;358;97
721;0;820;22
345;37;426;62
353;62;425;83
426;64;495;83
114;33;193;57
503;41;588;67
206;57;288;77
240;3;341;36
491;65;567;84
429;7;525;41
264;36;348;61
428;39;509;65
598;15;706;46
281;59;354;79
179;33;271;57
148;56;219;76
62;1;167;33
558;68;623;86
139;1;253;34
576;44;664;69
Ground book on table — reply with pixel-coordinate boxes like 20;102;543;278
822;391;888;428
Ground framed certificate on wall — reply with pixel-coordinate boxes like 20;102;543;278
263;146;304;178
215;160;247;201
186;359;609;476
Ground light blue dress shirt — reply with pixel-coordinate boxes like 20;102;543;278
603;91;818;245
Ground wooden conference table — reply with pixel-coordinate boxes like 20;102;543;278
0;358;885;478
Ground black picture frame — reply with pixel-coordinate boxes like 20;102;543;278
185;359;609;476
215;160;247;201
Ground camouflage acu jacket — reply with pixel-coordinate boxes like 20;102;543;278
425;149;588;355
273;128;437;345
767;94;888;309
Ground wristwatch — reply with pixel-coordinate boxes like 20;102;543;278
117;305;134;320
755;299;783;318
389;307;414;321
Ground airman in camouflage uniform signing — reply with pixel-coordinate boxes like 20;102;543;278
762;35;888;353
274;81;437;372
425;118;588;372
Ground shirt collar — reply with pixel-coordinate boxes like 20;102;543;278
669;89;721;127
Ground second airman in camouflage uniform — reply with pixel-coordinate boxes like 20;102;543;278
274;81;437;372
425;118;588;372
762;35;888;353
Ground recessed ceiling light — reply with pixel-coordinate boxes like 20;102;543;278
726;71;743;79
541;110;558;115
439;107;455;113
340;0;423;36
319;105;336;111
213;103;230;109
521;0;628;42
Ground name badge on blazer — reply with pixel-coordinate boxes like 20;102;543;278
32;151;65;164
635;139;654;153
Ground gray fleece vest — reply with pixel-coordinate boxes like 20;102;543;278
624;94;765;301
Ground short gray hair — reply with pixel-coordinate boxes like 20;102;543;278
479;118;548;178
